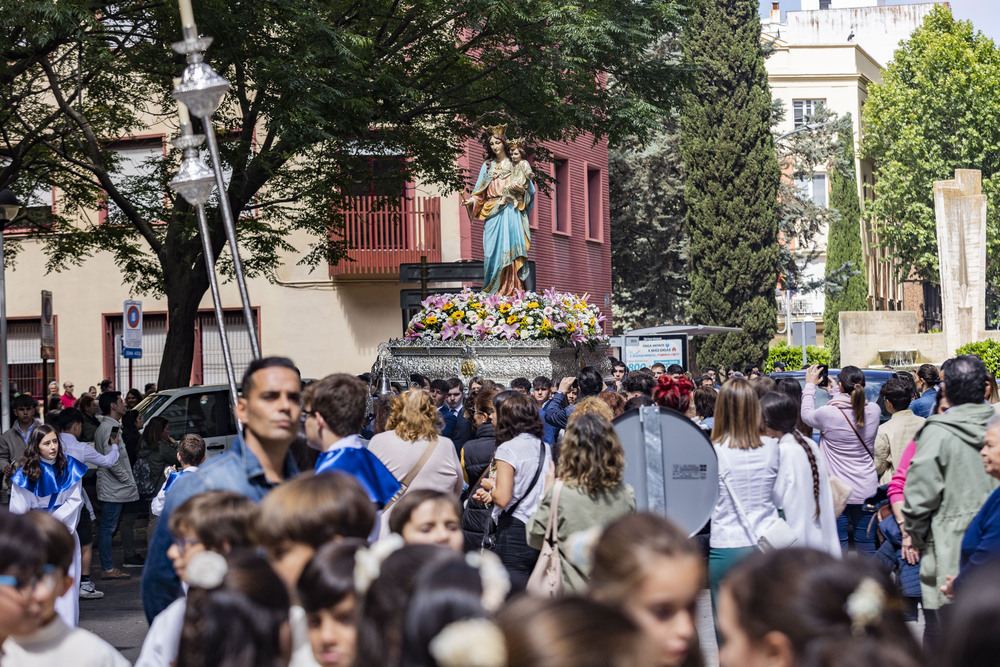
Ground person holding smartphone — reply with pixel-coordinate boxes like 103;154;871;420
94;391;141;579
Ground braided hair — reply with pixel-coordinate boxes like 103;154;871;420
760;391;821;519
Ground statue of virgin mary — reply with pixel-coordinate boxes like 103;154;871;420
463;125;535;295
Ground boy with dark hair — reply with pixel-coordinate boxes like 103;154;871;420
0;393;39;479
666;363;685;378
150;434;207;517
5;512;129;665
650;362;666;379
303;374;399;507
874;378;925;484
531;376;552;409
510;377;531;394
623;372;656;398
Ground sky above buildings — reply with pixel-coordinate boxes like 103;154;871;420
757;0;1000;42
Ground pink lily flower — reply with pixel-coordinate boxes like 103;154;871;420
499;322;520;340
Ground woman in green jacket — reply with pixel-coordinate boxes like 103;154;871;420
527;412;635;592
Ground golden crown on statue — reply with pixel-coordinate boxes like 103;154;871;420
485;123;508;137
507;137;525;149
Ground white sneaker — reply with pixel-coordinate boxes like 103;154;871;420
79;580;104;599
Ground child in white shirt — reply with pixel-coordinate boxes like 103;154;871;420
150;434;206;517
134;490;258;667
2;512;129;666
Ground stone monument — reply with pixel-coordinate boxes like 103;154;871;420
935;169;988;357
839;169;998;367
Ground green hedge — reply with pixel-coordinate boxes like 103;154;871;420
956;339;1000;375
764;341;832;373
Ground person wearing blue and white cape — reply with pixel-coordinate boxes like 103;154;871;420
10;424;87;627
304;374;401;508
463;125;535;295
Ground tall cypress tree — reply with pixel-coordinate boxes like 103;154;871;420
824;132;868;365
610;114;688;332
680;0;780;369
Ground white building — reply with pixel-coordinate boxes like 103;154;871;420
762;0;942;330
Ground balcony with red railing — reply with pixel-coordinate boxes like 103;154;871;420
329;196;442;277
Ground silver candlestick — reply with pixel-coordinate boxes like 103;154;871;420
169;122;240;409
172;24;261;360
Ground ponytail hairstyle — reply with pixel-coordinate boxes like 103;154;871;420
653;374;694;413
21;425;65;481
176;550;290;667
916;363;939;392
838;366;867;427
760;392;821;519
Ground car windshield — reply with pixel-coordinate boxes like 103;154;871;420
135;393;171;423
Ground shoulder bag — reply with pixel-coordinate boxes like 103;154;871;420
527;480;563;598
383;439;437;513
482;441;546;551
720;470;798;552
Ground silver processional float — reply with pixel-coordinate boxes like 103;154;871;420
167;0;261;412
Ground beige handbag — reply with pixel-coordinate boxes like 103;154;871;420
527;480;563;598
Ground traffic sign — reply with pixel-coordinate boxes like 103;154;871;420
122;300;142;359
40;291;55;360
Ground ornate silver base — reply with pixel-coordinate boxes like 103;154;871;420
387;338;611;386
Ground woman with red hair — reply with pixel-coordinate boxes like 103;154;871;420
652;374;694;414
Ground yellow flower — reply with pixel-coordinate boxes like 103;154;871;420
425;316;438;325
506;315;518;325
527;301;540;309
470;302;481;310
498;303;511;313
453;311;465;321
443;302;453;311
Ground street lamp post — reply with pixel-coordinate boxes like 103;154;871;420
0;190;22;433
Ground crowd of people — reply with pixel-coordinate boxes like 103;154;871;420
0;355;999;666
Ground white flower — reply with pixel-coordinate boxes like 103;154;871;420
467;312;479;323
466;551;511;613
525;316;534;325
429;619;507;667
354;534;406;594
845;578;885;635
186;551;228;589
519;329;530;339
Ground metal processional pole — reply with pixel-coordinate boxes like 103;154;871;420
170;3;261;362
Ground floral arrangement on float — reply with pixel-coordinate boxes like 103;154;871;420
404;288;607;346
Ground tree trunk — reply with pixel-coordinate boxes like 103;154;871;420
157;254;211;391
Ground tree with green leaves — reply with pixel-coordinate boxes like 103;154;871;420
862;5;1000;292
609;111;688;332
823;132;868;365
0;0;692;388
680;0;780;369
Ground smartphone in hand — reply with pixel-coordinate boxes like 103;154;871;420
818;365;830;388
110;425;120;441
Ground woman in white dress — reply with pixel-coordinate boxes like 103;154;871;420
10;424;87;627
760;391;841;556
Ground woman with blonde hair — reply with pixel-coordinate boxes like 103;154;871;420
527;413;634;592
708;378;780;613
566;396;615;425
369;390;464;535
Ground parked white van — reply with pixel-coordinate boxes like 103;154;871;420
133;384;237;458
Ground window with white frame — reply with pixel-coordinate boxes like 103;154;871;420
792;99;825;129
795;173;828;208
106;139;163;219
